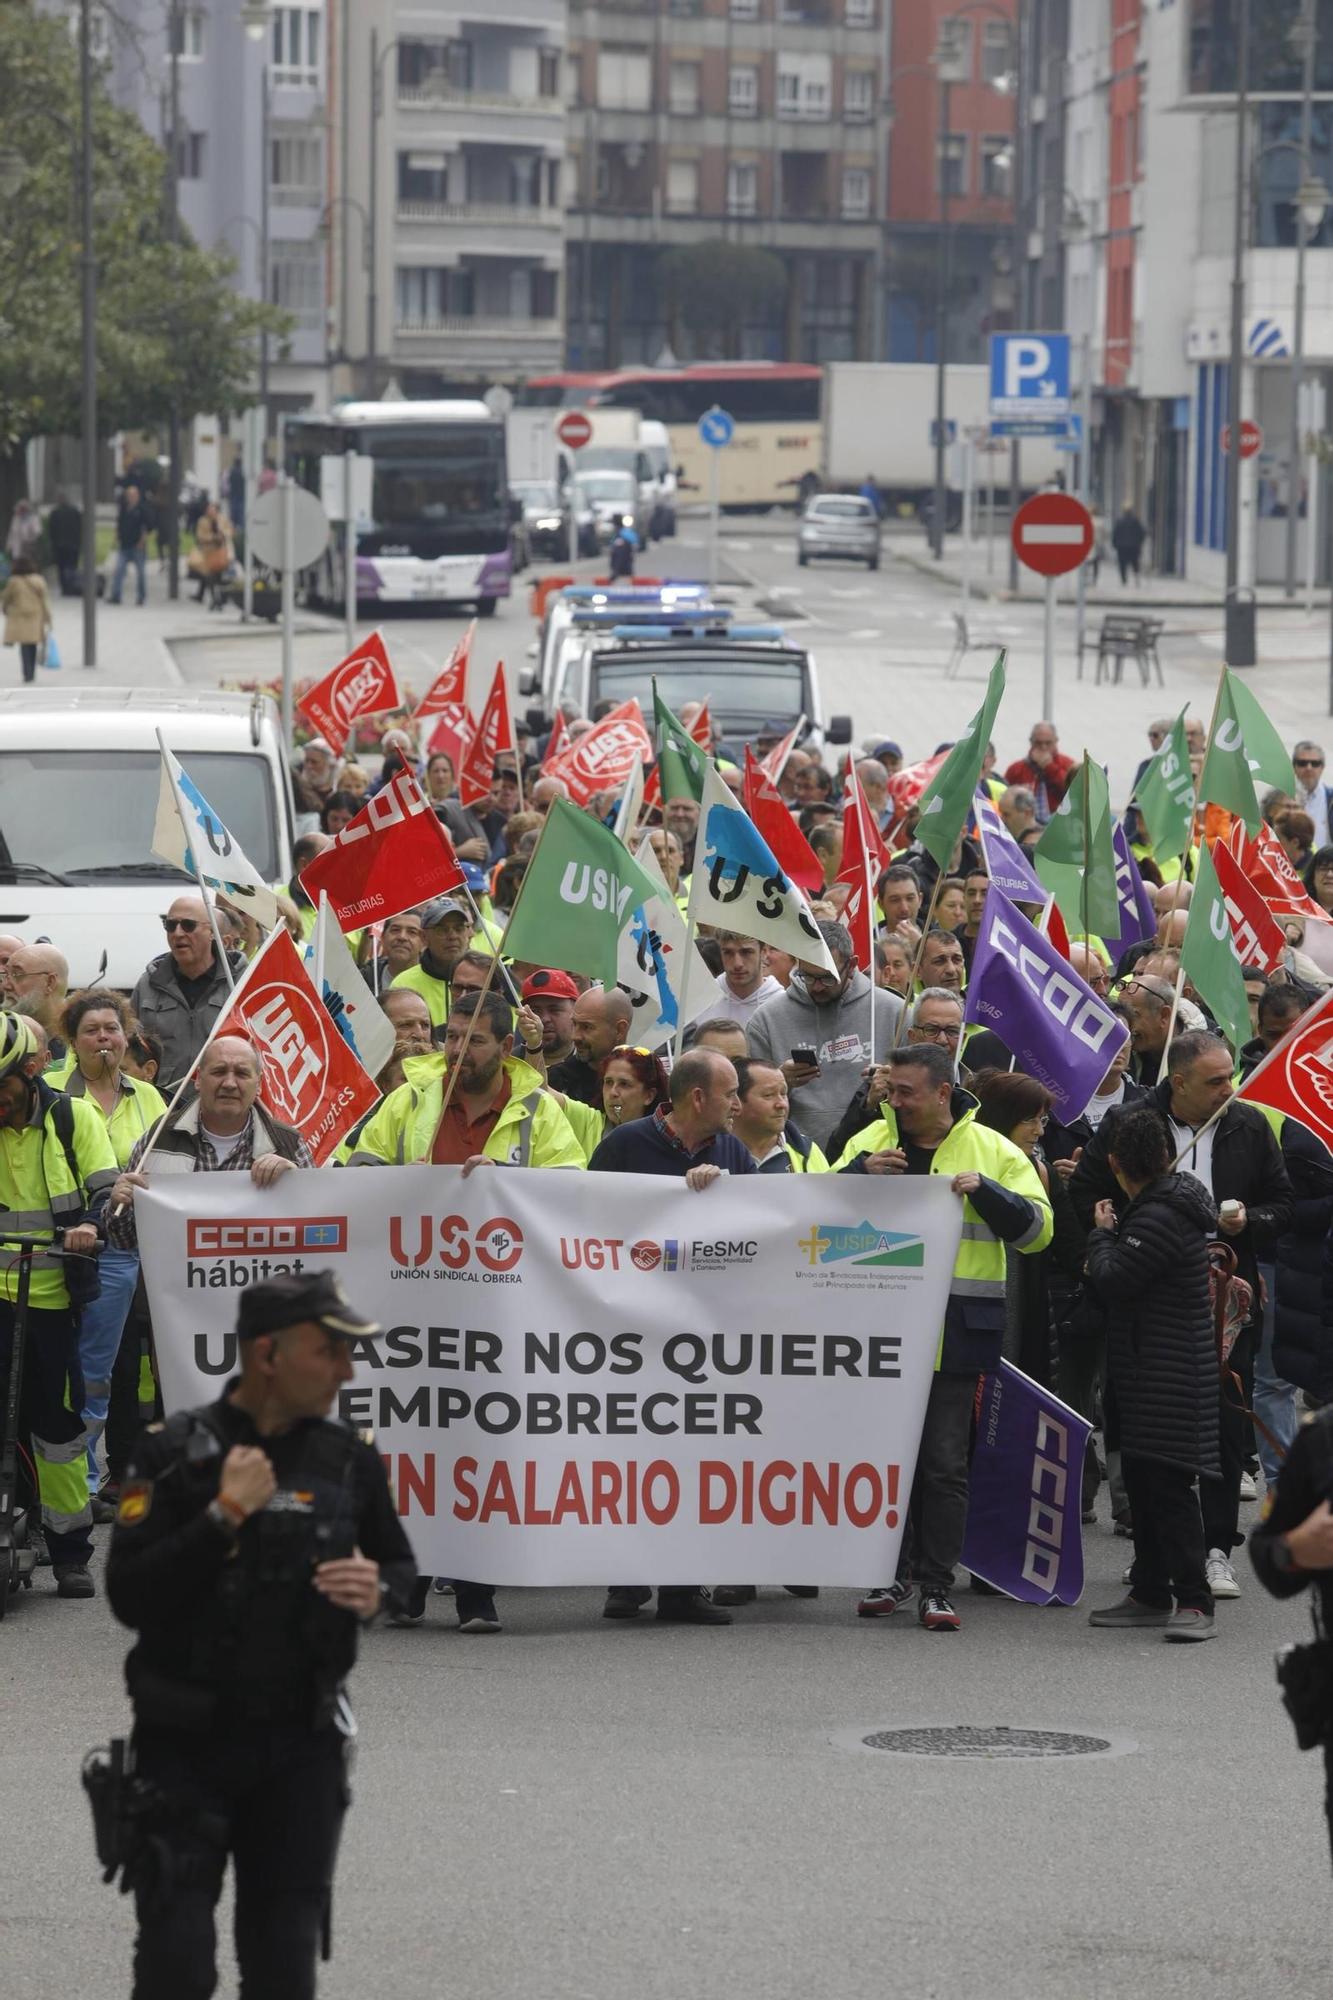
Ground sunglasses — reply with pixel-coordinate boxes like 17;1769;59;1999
1295;758;1325;769
162;917;202;933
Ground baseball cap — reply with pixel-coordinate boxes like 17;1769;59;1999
521;968;579;1002
864;738;902;762
419;896;469;928
237;1272;380;1342
458;861;489;895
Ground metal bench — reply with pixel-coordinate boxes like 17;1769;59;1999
945;610;1008;681
1079;613;1165;688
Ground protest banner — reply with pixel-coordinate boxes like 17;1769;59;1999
544;698;654;809
1239;986;1333;1149
299;770;464;930
297;632;402;755
742;747;823;897
618;835;715;1046
460;664;517;808
965;885;1128;1118
136;1169;963;1586
1107;821;1157;953
960;1363;1090;1605
974;794;1047;908
152;743;282;935
414;620;477;719
1210;835;1287;972
688;762;835;974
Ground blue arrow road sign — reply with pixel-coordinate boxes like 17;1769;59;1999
698;406;735;449
930;419;957;447
989;333;1071;422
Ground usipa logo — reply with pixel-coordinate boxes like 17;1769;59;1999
187;1217;348;1258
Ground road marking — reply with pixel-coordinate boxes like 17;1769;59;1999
847;628;883;641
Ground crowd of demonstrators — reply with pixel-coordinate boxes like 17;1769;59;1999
11;690;1333;1665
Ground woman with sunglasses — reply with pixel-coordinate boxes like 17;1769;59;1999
1304;844;1333;916
129;894;242;1094
51;989;167;1510
552;1044;669;1164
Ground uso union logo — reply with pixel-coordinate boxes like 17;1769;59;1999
244;984;328;1128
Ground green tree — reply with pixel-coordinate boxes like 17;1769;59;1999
659;242;788;358
0;10;288;512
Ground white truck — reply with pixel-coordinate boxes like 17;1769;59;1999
0;687;294;990
819;362;1066;519
506;406;677;538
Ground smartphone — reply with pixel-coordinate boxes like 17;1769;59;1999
790;1046;818;1068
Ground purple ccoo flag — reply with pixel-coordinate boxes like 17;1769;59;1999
1105;820;1158;953
961;1362;1091;1605
975;793;1048;908
965;884;1130;1119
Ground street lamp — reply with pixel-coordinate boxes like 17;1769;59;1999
317;196;371;362
368;32;405;400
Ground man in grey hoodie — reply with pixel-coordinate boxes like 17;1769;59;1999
746;920;905;1151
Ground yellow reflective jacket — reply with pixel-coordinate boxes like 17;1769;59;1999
0;1082;119;1307
346;1053;585;1169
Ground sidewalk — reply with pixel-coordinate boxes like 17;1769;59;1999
40;575;336;687
889;536;1327;612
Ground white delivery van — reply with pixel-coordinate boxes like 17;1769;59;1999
0;687;294;990
637;420;678;536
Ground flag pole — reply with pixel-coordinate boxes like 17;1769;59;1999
156;728;236;994
313;891;329;1003
434;950;503;1129
460;883;523;1009
1080;751;1092;968
894;868;946;1045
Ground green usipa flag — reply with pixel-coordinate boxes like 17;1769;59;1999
502;797;658;987
915;651;1006;869
1199;668;1294;834
1180;841;1251;1053
653;683;708;802
1033;756;1119;937
1132;708;1196;861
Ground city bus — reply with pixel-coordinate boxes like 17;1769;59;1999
515;365;823;511
285;400;512;615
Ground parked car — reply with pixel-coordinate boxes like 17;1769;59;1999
797;493;881;569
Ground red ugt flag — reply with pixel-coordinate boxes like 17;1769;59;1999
1239;986;1333;1151
460;664;515;808
541;709;570;772
299;770;464;930
414;620;477;720
836;766;890;972
215;927;379;1165
297;631;402;756
543;698;653;807
1230;819;1331;926
1211;837;1288;972
742;746;823;897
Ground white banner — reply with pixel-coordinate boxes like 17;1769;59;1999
136;1169;962;1586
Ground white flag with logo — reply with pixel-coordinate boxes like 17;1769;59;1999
617;836;715;1047
686;761;835;972
152;742;281;933
305;903;395;1082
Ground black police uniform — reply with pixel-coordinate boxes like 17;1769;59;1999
104;1277;416;2000
1250;1405;1333;1868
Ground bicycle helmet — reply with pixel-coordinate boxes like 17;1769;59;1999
0;1013;37;1079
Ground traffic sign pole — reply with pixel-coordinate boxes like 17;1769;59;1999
1043;573;1056;724
1074;334;1093;673
960;435;974;607
708;442;720;597
1011;490;1096;728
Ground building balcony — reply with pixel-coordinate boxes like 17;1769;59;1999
396;83;564;119
395;200;558;228
395;314;562;338
391;313;564;373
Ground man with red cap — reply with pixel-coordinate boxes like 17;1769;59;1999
521;968;579;1071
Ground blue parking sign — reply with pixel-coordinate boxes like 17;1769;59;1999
989;334;1071;422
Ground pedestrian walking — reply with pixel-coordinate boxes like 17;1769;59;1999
110;484;150;606
5;496;41;566
46;491;83;596
102;1271;416;2000
2;553;53;682
1084;1106;1221;1641
1111;505;1147;586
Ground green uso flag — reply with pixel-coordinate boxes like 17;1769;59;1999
503;797;658;988
1033;756;1119;938
1180;842;1251;1053
915;651;1006;869
1132;708;1196;862
653;683;709;803
1198;668;1296;835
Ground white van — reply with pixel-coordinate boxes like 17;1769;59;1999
0;687;294;990
637;420;678;536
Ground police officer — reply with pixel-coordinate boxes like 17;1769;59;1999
1250;1405;1333;1869
104;1271;416;2000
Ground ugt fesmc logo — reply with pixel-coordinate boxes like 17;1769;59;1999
187;1217;348;1257
331;651;394;728
389;1214;525;1276
243;984;328;1127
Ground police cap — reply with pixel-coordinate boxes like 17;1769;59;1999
237;1271;380;1343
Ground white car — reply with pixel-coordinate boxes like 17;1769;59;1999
0;687;294;988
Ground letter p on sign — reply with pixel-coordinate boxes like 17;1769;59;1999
1005;339;1051;399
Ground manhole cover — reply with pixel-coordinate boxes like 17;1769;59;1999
861;1726;1111;1760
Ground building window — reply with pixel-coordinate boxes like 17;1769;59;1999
778;53;832;120
176;129;205;180
935;19;972;84
981;135;1012;198
981;20;1014;87
841;166;871;217
730;64;759;115
845;0;875;23
270;133;323;199
730;0;760;16
597;47;651;111
844;69;873;121
669;61;701;114
395;266;475;328
666;159;700;213
938;132;967;197
727;160;758;216
169;8;204;60
538;47;560;98
272;7;322;88
269;246;323;322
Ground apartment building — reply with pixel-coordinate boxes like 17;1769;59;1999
340;1;568;391
565;0;892;367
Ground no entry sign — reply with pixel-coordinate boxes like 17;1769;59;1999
1011;492;1095;578
555;410;593;451
1220;420;1263;459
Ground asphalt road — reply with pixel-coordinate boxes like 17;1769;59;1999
1;1508;1328;2000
